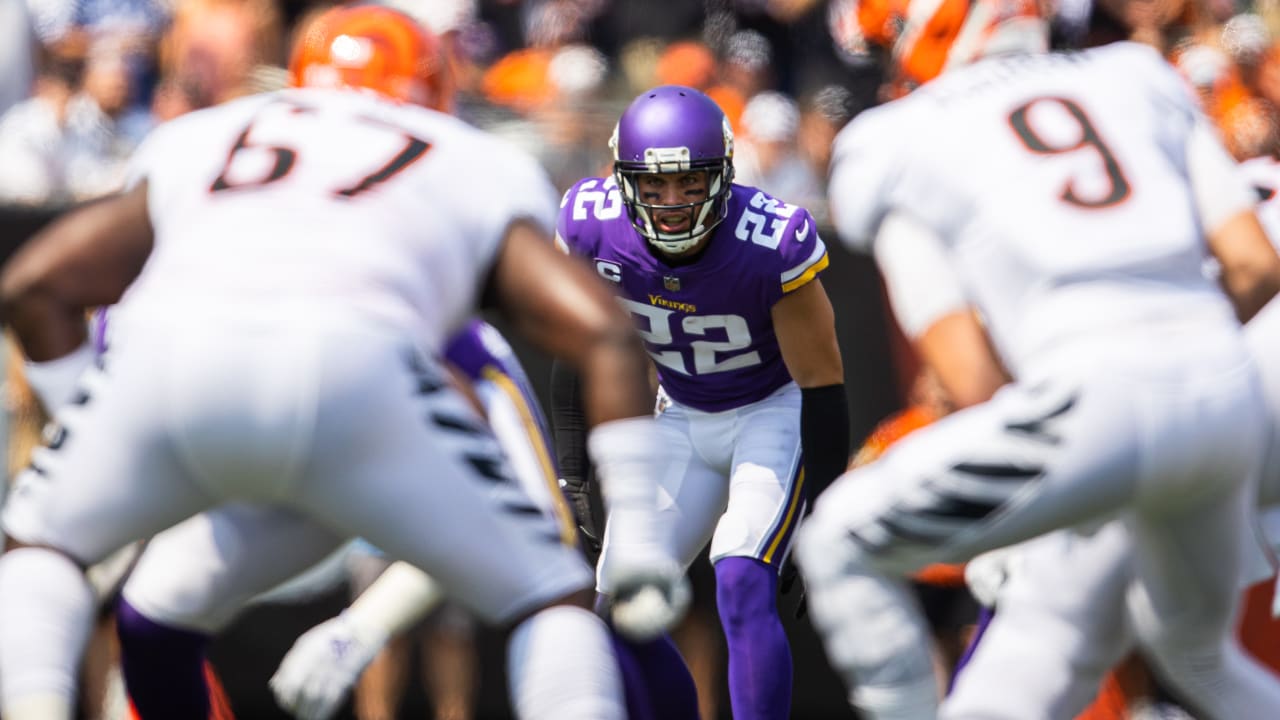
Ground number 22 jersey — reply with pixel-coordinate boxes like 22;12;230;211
556;178;828;412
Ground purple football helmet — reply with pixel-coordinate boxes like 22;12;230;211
610;85;735;254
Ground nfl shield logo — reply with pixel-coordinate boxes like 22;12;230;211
663;276;681;291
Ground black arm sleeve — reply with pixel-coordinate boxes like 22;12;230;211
550;357;604;564
800;384;851;499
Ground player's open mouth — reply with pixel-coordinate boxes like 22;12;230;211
656;212;691;232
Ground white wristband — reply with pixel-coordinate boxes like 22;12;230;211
588;416;663;548
23;341;96;414
345;561;445;642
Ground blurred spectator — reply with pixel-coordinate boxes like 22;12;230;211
1;0;38;117
797;84;854;175
1255;43;1280;118
0;38;146;205
532;44;613;189
1173;27;1280;161
796;84;856;224
655;39;719;91
708;29;775;131
617;36;667;97
480;0;588;112
1091;0;1207;52
588;0;709;60
734;90;823;214
1222;94;1280;159
152;0;283;120
1223;12;1273;66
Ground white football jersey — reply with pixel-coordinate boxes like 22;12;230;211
116;88;559;353
829;43;1252;379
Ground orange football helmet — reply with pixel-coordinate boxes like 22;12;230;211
288;4;453;111
855;0;1048;92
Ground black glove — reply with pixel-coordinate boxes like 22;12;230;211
562;476;603;566
778;557;808;620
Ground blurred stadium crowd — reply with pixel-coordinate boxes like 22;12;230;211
5;0;1280;719
0;0;881;216
8;0;1280;239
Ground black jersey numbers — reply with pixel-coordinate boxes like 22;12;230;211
210;105;432;198
1007;96;1131;209
333;134;430;198
210;123;296;193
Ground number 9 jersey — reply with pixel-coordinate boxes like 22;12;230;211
828;41;1256;381
555;177;828;412
115;88;559;354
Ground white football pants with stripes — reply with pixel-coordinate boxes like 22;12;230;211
794;337;1280;720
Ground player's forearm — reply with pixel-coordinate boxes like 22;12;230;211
1;294;88;362
917;310;1010;410
1209;210;1280;323
801;384;851;495
579;327;654;427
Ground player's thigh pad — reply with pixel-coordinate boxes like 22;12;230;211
288;337;592;626
808;379;1146;575
708;384;804;566
121;503;344;633
2;347;216;565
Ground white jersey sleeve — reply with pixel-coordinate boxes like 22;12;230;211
827;106;910;253
873;210;969;338
1188;123;1255;233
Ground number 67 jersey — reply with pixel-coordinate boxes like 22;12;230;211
114;88;558;352
829;41;1253;381
555;178;827;412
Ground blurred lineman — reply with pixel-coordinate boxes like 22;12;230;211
114;318;555;720
794;1;1280;719
556;85;849;720
941;155;1280;720
0;6;686;720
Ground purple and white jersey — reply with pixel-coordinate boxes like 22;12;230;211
444;318;554;459
556;177;828;412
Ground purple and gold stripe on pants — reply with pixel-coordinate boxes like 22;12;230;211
758;458;807;566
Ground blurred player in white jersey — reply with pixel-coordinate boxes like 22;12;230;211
0;6;687;720
794;1;1280;718
938;155;1280;720
111;317;560;720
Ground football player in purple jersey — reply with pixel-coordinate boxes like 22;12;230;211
555;85;849;720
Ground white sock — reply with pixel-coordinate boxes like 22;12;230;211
506;605;624;720
0;548;95;720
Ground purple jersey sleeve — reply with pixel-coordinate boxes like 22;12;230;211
556;177;622;257
731;188;830;301
443;320;556;470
